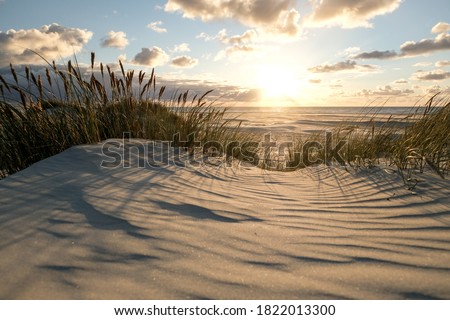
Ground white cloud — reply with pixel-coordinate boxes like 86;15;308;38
196;32;214;42
198;29;257;45
132;47;169;66
413;69;450;81
273;8;301;37
100;31;129;49
307;0;402;28
393;79;408;84
436;60;450;67
431;22;450;34
147;21;167;33
173;43;191;52
413;62;433;67
215;44;260;62
199;29;263;62
171;55;198;68
0;23;92;66
165;0;301;38
308;60;377;73
341;46;361;57
222;29;257;45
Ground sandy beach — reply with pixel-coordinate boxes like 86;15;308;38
1;140;449;299
2;1;450;313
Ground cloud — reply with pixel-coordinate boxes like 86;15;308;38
307;0;402;28
165;0;301;38
436;60;450;67
431;22;450;34
144;75;261;104
0;23;92;66
426;85;442;94
359;85;414;97
132;47;169;66
201;29;264;62
413;69;450;81
273;9;301;37
196;32;214;42
400;32;450;57
100;31;129;49
394;79;408;84
354;22;450;60
225;88;261;102
353;50;398;60
198;29;257;45
341;46;361;57
147;21;167;33
221;29;257;45
215;44;259;61
173;43;191;52
171;55;199;68
413;62;432;67
308;60;376;73
196;29;258;44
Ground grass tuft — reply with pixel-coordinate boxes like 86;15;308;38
0;53;246;178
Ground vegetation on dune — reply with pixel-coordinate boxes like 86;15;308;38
336;95;450;181
0;53;250;178
0;52;449;184
259;97;449;180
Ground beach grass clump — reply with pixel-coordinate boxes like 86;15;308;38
266;95;449;181
335;95;449;179
394;96;450;178
335;119;398;168
0;53;245;178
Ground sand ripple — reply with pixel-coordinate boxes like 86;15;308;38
0;141;449;299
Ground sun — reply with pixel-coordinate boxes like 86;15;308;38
256;65;301;101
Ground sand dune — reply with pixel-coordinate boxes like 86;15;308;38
0;140;449;299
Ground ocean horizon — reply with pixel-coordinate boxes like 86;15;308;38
223;106;420;134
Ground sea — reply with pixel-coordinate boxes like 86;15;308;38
224;106;419;135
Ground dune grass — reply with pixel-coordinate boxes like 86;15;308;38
327;95;450;182
256;96;449;183
1;52;449;183
0;53;249;178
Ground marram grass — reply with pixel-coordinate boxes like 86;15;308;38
0;52;449;182
0;53;250;178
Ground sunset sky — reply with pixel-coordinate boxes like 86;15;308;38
1;0;450;106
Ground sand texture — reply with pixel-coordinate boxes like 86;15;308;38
1;141;449;299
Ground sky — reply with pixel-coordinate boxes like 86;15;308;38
1;0;450;107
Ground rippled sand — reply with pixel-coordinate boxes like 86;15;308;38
0;141;449;299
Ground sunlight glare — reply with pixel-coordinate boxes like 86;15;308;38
257;65;301;101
